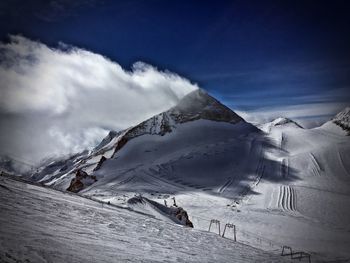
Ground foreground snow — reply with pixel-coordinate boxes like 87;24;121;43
0;177;288;263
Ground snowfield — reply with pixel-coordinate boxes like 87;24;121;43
78;117;349;261
0;177;288;263
5;90;350;262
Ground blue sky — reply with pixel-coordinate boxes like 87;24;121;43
0;0;349;125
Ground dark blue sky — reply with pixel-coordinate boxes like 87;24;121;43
1;0;349;118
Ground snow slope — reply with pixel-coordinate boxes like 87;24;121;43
80;111;350;261
226;114;350;261
0;176;288;263
27;91;350;261
30;89;259;196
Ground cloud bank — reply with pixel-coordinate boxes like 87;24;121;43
0;35;198;164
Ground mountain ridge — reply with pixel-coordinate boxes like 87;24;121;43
29;89;255;190
332;107;350;134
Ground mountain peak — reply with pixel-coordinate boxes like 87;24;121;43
270;117;303;128
120;89;245;139
259;117;303;133
332;107;350;133
169;89;244;124
333;107;350;119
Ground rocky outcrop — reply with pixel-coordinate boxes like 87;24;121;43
67;169;97;193
94;131;120;152
169;89;243;124
127;196;194;228
173;207;193;227
108;89;246;158
332;107;350;134
93;156;107;172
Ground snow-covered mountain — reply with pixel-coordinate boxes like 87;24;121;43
320;107;350;135
31;89;259;193
258;117;303;133
27;92;350;261
332;107;350;132
238;110;350;260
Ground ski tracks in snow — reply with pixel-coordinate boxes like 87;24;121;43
254;159;265;187
309;153;322;177
277;185;297;212
218;177;234;193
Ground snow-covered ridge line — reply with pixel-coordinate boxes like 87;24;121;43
28;88;252;191
332;107;350;134
271;117;303;128
258;116;303;133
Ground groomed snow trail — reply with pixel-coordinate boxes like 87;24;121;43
277;185;297;212
309;153;322;177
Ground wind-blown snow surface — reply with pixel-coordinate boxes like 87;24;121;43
229;117;350;261
0;177;287;263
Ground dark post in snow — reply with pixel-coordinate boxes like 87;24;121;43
234;225;236;242
222;223;236;241
208;219;221;236
281;246;311;263
172;197;177;207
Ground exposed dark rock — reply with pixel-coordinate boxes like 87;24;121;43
67;169;97;193
95;130;120;152
127;196;194;228
332;107;350;135
169;89;243;124
93;156;107;172
112;137;128;156
173;207;194;228
127;195;146;205
110;89;247;158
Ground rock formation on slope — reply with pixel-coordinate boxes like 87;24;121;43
332;107;350;134
67;169;97;193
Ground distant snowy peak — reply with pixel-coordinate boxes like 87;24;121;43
259;117;303;133
94;130;121;151
107;88;245;141
270;117;303;128
169;89;244;124
86;89;248;167
332;107;350;134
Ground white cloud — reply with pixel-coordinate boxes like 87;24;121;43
0;35;198;164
